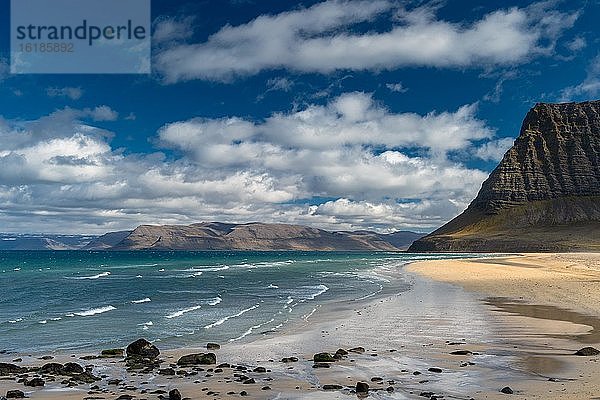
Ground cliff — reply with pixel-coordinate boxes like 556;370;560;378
410;100;600;252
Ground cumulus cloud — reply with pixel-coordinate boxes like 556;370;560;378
46;86;84;100
153;16;195;44
155;0;578;82
386;83;408;93
87;105;119;121
0;96;504;233
474;137;514;161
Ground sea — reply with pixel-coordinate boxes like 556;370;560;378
0;251;479;354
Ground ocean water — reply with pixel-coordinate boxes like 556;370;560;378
0;251;477;354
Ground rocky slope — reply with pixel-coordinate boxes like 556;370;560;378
410;100;600;252
108;222;420;251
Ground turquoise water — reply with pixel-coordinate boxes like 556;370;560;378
0;251;475;354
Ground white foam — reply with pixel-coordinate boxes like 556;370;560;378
71;272;110;280
131;298;151;304
165;305;202;319
39;320;47;324
306;284;329;300
8;318;23;323
204;304;259;329
268;284;279;289
229;318;275;342
74;305;117;317
207;296;222;306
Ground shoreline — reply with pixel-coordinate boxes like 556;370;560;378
2;254;599;399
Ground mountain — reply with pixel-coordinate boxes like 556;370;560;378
410;100;600;252
0;234;96;250
83;230;132;250
108;222;422;251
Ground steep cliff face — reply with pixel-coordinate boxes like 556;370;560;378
410;101;600;252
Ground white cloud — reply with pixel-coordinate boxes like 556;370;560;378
46;87;84;100
560;55;600;101
566;36;586;52
266;77;294;92
87;105;119;121
474;137;514;161
386;82;408;93
0;96;504;233
155;1;577;82
153;16;195;44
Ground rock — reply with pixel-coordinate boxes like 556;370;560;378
348;347;365;354
335;349;348;356
261;386;271;390
169;389;182;400
107;379;121;385
281;357;298;363
62;362;84;375
450;350;472;355
25;378;45;387
370;377;383;382
100;348;124;358
40;363;64;375
253;367;266;373
39;355;53;360
500;386;514;394
323;384;343;390
239;391;248;396
575;347;600;356
428;367;443;373
71;371;101;383
177;353;216;366
0;363;27;376
115;396;134;400
243;378;255;384
206;343;220;350
356;382;369;393
313;353;336;362
6;391;25;399
126;338;160;359
386;386;394;392
410;100;600;253
312;363;330;368
158;368;175;376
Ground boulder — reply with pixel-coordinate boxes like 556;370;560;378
25;378;45;387
356;382;369;393
574;347;600;356
126;338;160;359
169;389;182;400
100;348;124;358
323;384;343;390
206;343;220;350
177;353;216;366
348;347;365;354
0;363;27;376
39;363;64;375
313;353;336;362
62;362;84;375
5;391;25;399
281;357;298;363
428;367;443;373
500;386;514;394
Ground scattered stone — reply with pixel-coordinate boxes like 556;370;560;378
115;395;133;400
253;367;266;373
39;355;53;360
574;347;600;356
323;384;343;390
71;371;101;383
107;379;121;385
261;386;271;390
62;362;84;375
177;353;216;366
11;359;21;363
500;387;513;394
158;368;175;376
243;378;256;384
126;338;160;359
335;349;348;356
281;357;298;363
100;348;124;358
239;391;248;396
6;391;25;399
450;350;472;355
25;377;45;387
313;353;336;363
386;386;394;393
206;343;220;350
413;371;421;375
217;363;230;368
428;367;443;373
348;347;365;354
356;382;369;393
371;377;383;382
0;363;27;376
169;388;182;400
312;363;330;368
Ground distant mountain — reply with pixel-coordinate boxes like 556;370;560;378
105;222;423;251
0;234;95;250
83;230;132;250
410;100;600;252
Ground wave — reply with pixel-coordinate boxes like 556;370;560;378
74;305;117;317
305;284;329;300
183;265;230;272
204;304;259;329
267;284;279;289
165;305;202;319
229;318;275;342
38;320;47;324
138;321;153;330
70;272;111;280
131;298;151;304
207;297;222;306
8;318;23;324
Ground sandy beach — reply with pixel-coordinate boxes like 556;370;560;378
2;253;600;399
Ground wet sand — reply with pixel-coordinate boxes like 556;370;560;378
2;254;600;399
408;253;600;399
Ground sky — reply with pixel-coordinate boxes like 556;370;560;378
0;0;599;234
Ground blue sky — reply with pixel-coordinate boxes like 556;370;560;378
0;0;599;234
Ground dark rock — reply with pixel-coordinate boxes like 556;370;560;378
107;379;121;385
261;386;271;390
312;363;330;368
450;350;472;355
323;384;343;390
243;378;256;384
62;362;84;375
115;396;133;400
0;363;27;376
500;386;514;394
100;348;124;358
169;388;182;400
335;348;348;356
6;391;25;399
177;353;216;366
25;378;45;387
239;391;248;396
428;367;443;373
253;367;266;373
126;338;160;359
39;355;53;360
281;357;298;363
11;359;21;363
40;363;64;375
371;377;383;382
217;363;230;368
575;347;600;356
348;347;365;354
313;353;336;362
386;386;394;392
206;343;220;350
71;371;101;383
159;368;175;376
413;371;421;375
356;382;369;393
